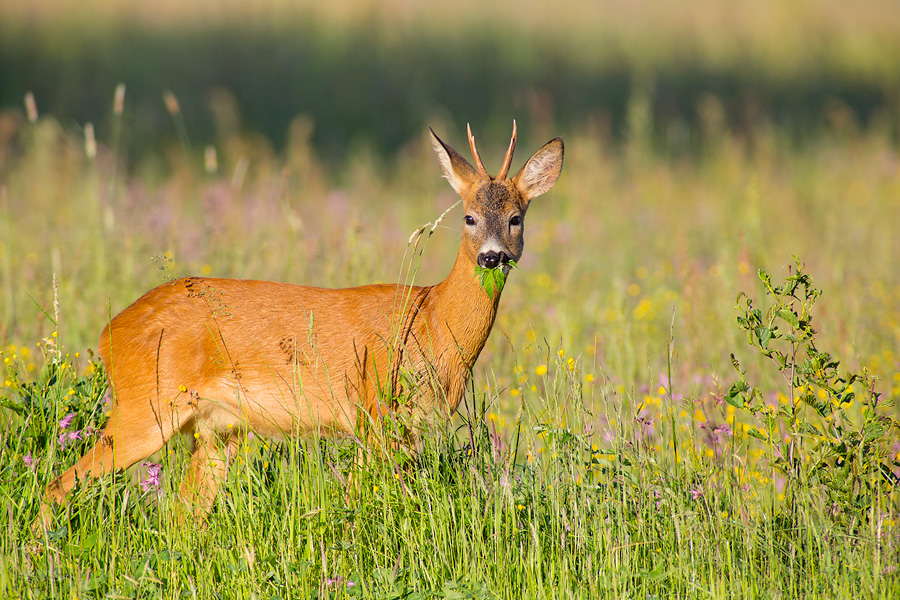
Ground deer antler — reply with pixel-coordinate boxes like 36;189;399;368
496;120;517;180
467;123;489;178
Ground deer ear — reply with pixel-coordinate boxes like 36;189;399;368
513;137;564;204
430;128;480;195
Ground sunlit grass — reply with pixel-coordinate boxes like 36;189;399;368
3;327;897;597
1;86;899;596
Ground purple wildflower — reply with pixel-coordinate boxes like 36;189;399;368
324;576;356;589
699;421;733;457
58;429;84;448
689;487;704;500
140;462;162;493
58;412;76;430
23;453;37;471
636;414;656;438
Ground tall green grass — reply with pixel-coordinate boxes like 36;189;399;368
1;93;899;596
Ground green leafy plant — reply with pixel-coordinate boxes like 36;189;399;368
474;261;517;298
728;257;899;519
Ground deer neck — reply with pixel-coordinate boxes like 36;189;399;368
427;248;504;369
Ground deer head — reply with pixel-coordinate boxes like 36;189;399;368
430;121;564;272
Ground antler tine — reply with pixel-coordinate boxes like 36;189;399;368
496;119;517;180
467;123;489;178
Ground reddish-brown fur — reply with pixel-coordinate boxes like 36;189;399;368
39;124;564;525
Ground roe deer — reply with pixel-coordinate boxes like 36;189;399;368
38;122;564;526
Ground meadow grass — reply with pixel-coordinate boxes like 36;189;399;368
1;95;899;597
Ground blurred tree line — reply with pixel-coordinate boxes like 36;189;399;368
1;3;898;168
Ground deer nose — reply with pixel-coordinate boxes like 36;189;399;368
478;251;507;269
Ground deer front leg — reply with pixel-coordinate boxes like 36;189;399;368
179;430;240;523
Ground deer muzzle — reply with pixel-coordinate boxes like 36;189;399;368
478;250;508;269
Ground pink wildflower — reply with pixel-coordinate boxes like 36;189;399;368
58;430;83;448
140;462;162;493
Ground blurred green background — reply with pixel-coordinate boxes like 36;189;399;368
3;0;899;164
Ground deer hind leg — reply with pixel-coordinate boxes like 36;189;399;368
38;397;191;529
178;429;240;522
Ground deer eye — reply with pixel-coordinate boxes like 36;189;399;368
465;215;476;226
510;215;522;226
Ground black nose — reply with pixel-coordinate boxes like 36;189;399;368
478;251;507;269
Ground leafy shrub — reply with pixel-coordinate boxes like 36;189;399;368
728;257;900;523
